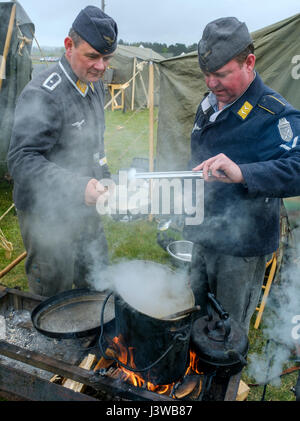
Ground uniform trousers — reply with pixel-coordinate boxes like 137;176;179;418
190;243;271;332
17;207;109;297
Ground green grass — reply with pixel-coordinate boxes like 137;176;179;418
104;108;158;174
0;108;299;401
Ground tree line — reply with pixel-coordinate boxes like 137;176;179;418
118;40;198;56
31;41;198;58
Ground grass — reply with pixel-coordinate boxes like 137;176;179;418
0;108;299;401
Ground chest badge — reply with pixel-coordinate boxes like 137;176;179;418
192;123;201;133
72;120;85;130
278;118;293;142
237;101;253;120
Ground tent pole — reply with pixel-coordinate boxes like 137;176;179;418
148;61;154;171
148;61;154;222
131;57;137;111
0;3;16;91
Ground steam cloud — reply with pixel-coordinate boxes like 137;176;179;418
88;259;193;319
247;236;300;386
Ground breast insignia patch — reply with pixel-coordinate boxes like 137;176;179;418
278;118;293;142
237;101;253;120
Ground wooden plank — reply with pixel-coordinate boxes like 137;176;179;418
62;354;97;393
0;341;172;401
4;287;46;312
0;362;97;401
224;371;242;401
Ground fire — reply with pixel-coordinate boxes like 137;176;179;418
186;350;202;375
111;336;202;396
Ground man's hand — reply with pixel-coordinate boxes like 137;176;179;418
193;153;245;184
85;179;109;206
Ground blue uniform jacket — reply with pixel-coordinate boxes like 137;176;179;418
187;73;300;256
7;55;111;217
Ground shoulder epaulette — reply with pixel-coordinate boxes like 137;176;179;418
42;72;62;91
257;94;286;115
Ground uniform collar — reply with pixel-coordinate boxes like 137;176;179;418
204;72;264;122
229;72;265;121
59;55;94;97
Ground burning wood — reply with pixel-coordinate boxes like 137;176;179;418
96;336;206;400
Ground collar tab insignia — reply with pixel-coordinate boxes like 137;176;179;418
76;80;88;95
237;101;253;120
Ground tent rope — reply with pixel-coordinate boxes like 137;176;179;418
16;23;32;57
0;204;15;259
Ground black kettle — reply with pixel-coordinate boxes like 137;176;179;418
190;293;249;377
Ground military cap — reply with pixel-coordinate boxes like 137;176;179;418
72;6;118;55
198;17;253;72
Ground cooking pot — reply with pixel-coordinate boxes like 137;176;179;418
190;293;249;377
99;260;197;385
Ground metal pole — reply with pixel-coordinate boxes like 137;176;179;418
101;0;106;12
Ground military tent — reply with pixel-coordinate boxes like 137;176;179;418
105;44;164;111
156;13;300;171
0;0;34;175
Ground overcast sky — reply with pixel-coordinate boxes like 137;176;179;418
14;0;300;47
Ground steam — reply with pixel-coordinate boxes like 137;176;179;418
246;238;300;386
88;259;194;319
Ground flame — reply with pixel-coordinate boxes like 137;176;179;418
186;350;202;375
111;336;203;396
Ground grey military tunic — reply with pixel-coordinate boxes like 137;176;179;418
8;55;110;296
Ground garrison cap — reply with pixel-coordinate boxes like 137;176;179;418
72;6;118;55
198;17;253;73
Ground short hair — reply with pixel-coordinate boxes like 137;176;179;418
68;28;84;47
235;43;255;66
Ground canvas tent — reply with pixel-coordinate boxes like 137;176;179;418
156;13;300;171
0;0;34;175
105;44;164;111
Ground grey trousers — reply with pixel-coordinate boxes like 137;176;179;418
190;243;271;332
17;208;109;297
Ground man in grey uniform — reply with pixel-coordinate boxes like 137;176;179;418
7;6;118;297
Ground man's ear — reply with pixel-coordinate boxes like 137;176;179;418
245;53;256;72
64;37;74;55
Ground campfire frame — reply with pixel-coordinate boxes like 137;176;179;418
0;285;242;401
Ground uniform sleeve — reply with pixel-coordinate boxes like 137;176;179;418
7;86;91;208
239;107;300;198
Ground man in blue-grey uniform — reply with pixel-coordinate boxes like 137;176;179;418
187;17;300;331
7;6;118;297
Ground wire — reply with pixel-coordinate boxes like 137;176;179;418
98;292;187;373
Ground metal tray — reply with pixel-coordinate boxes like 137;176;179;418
31;288;115;339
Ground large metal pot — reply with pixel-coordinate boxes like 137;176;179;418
99;260;196;385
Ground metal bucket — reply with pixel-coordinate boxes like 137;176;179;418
166;241;193;268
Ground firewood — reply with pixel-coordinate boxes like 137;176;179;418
49;374;63;384
236;380;250;401
93;347;116;371
61;354;97;393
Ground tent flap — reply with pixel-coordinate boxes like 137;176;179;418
0;1;34;174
